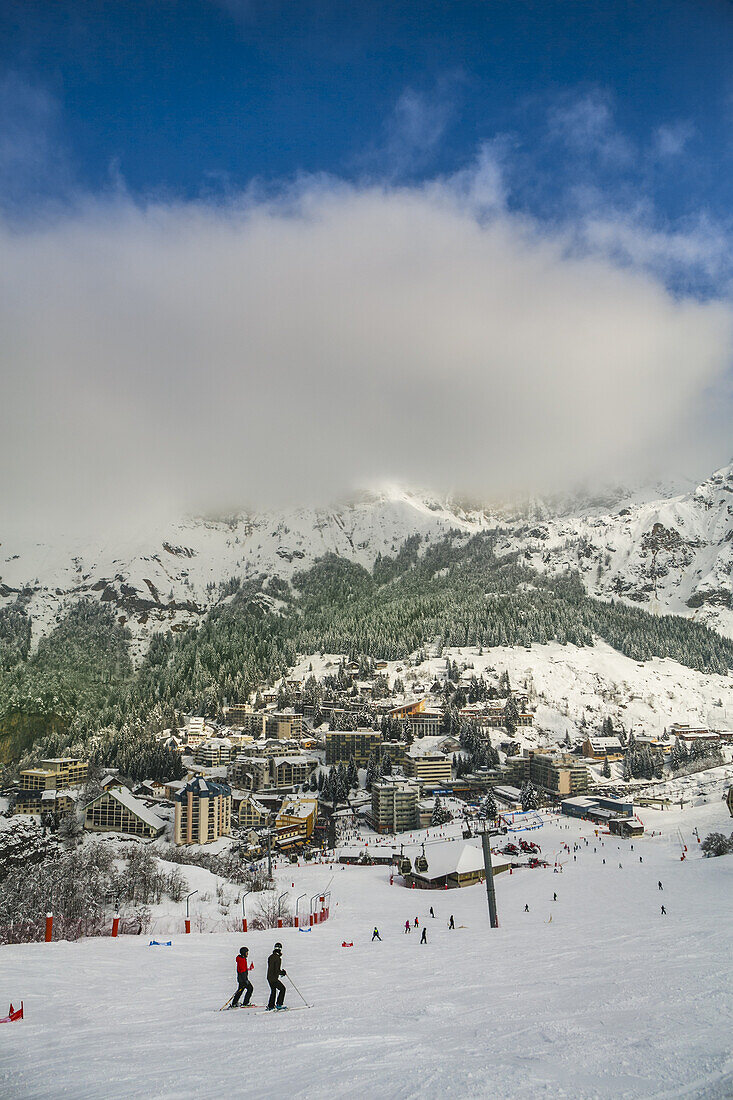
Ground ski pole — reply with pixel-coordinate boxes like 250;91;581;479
286;974;311;1008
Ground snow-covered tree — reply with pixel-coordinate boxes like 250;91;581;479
431;797;452;826
520;781;539;811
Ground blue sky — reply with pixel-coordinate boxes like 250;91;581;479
2;2;732;237
1;2;732;525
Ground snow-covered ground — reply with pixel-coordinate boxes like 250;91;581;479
290;641;733;745
2;797;732;1099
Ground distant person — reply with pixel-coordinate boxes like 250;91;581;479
661;905;666;916
429;906;435;918
414;917;419;927
524;904;529;913
404;920;411;934
420;927;427;944
230;946;253;1008
553;892;557;902
266;943;287;1011
448;915;455;930
372;927;381;941
658;881;663;890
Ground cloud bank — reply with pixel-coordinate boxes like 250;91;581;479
1;169;732;536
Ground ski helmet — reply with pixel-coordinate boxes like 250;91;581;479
274;942;282;951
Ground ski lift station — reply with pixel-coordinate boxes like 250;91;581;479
404;842;510;890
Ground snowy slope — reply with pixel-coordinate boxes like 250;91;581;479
1;797;732;1099
2;465;733;651
290;641;733;745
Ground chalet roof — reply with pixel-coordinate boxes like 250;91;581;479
412;842;487;880
89;786;165;831
586;736;624;751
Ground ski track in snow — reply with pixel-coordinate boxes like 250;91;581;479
1;800;732;1099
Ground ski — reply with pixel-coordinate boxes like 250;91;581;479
219;1003;264;1012
254;1006;312;1015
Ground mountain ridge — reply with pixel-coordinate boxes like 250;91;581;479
2;463;732;651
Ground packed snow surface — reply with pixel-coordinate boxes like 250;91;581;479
1;798;732;1099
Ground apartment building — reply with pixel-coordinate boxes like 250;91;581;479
403;749;452;788
174;777;232;845
529;752;589;796
19;757;88;792
193;738;233;767
270;756;317;789
276;797;318;841
238;794;270;830
14;789;78;817
409;710;443;738
229;755;270;792
325;729;382;768
85;786;165;839
371;777;420;834
266;710;303;741
581;736;625;761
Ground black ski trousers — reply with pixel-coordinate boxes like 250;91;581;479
267;979;286;1009
232;975;253;1007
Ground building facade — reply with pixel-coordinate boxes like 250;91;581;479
85;786;165;838
371;778;420;834
19;757;88;792
403;751;453;787
174;778;232;845
325;729;382;767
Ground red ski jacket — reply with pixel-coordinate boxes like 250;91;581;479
236;955;250;975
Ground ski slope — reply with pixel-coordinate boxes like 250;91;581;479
1;799;732;1100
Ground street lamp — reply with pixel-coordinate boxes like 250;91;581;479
185;889;198;934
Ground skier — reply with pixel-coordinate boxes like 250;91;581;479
414;917;419;927
230;946;253;1008
661;905;667;915
553;892;557;902
639;856;643;863
420;928;427;944
658;881;663;890
448;915;455;930
429;906;435;918
524;904;529;913
372;927;381;941
404;920;411;934
266;942;287;1011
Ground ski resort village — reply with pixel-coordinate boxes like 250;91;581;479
5;3;733;1097
1;642;733;1098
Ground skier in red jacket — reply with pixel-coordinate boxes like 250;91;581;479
230;946;254;1008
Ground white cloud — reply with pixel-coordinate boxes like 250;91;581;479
1;179;731;535
548;89;632;165
362;77;463;178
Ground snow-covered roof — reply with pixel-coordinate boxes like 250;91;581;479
586;736;624;750
412;842;487;880
96;786;166;831
174;777;231;800
41;788;78;802
279;799;318;818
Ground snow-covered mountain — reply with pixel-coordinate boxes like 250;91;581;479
2;464;733;650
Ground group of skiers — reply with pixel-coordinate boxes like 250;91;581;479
370;908;456;946
228;943;289;1011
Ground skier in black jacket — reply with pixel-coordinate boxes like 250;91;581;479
266;943;287;1010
